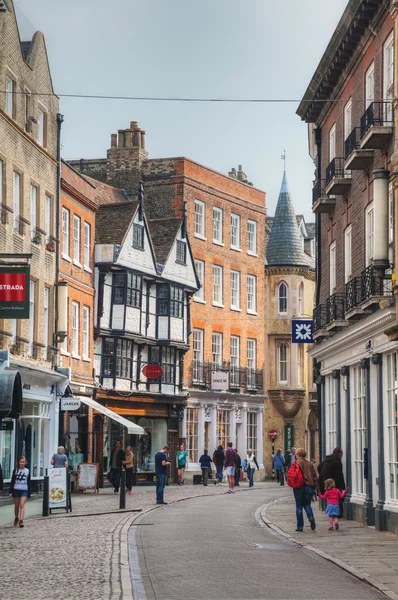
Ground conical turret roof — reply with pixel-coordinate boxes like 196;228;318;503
266;170;313;268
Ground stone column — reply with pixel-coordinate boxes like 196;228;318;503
373;354;387;531
372;168;390;273
241;407;248;456
361;357;375;526
210;405;217;452
197;404;205;461
181;406;187;439
257;410;264;467
230;406;237;448
341;366;353;520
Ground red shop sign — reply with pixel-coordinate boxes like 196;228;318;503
0;266;30;319
142;363;163;379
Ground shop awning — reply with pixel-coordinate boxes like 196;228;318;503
78;397;145;435
0;370;23;418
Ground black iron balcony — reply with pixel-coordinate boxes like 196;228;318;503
360;101;393;149
344;127;374;170
325;158;352;195
190;361;263;392
312;179;336;214
360;265;393;304
313;304;327;334
345;276;361;314
326;293;346;325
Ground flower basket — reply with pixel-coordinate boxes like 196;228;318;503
46;241;56;253
32;233;42;245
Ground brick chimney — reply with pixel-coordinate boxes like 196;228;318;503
228;165;253;186
106;120;148;194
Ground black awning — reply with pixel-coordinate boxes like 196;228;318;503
0;370;23;418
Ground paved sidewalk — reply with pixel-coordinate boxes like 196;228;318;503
262;495;398;600
0;481;257;600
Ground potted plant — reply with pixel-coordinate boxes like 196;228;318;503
9;343;20;355
32;232;41;244
46;240;56;252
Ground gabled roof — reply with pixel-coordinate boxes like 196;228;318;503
266;171;314;269
96;201;139;244
148;217;183;266
82;174;130;206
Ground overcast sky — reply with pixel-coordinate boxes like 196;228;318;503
15;0;347;220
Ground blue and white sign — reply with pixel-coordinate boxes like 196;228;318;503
292;320;314;344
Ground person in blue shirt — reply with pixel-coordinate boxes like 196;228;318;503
273;449;285;486
198;449;212;486
155;445;170;504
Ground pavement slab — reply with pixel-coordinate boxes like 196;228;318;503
262;494;398;599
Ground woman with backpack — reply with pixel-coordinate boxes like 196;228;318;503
288;448;318;532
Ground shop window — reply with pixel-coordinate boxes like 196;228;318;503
217;410;230;450
386;352;398;502
133;223;144;250
326;375;337;454
247;412;257;456
22;401;51;479
136;417;168;472
186;408;199;463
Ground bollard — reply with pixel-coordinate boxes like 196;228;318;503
42;475;49;517
119;470;126;510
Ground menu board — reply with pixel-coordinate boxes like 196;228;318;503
77;463;99;492
48;468;68;509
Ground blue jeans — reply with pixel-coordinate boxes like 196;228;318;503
293;485;315;530
156;474;167;503
247;466;255;487
216;465;223;483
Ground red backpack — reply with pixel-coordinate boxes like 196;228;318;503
287;461;304;488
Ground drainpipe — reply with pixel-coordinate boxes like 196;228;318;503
314;127;322;306
54;113;64;351
341;366;353;520
373;353;387;530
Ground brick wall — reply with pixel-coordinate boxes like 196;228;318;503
318;13;394;304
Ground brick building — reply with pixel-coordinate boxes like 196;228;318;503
297;0;398;531
58;161;98;465
0;1;69;489
69;121;267;476
264;170;317;476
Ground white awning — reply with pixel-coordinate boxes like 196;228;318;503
78;397;145;435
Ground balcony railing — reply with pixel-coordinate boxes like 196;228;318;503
326;293;345;324
360;101;393;137
344;127;360;160
360;265;393;303
191;361;263;392
345;276;361;313
325;157;346;187
312;179;325;205
313;304;327;333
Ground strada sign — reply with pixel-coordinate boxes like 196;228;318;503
0;266;30;318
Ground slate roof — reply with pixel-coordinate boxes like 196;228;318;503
82;174;131;206
96;201;139;244
305;222;315;239
266;171;314;269
148;217;183;266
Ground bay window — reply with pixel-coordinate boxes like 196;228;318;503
278;343;288;384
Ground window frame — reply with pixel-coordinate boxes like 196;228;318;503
365;203;374;267
176;239;187;264
383;33;394;122
230;335;240;387
30;183;38;239
278;282;288;315
230;270;240;310
298;282;303;315
212;332;223;367
329;123;336;162
330;241;337;293
132;223;144;250
13;171;21;233
192;328;204;384
230;213;241;250
194;200;205;239
278;342;288;385
213;206;223;245
37;107;48;148
82;306;90;360
73;215;81;264
28;280;36;356
62;207;70;257
247;412;258;456
71;301;79;356
212;264;223;306
247;219;257;255
365;62;375;109
194;259;205;302
5;76;16;119
344;98;352;141
247;274;257;314
84;222;91;268
43;287;50;361
115;338;133;380
45;194;52;242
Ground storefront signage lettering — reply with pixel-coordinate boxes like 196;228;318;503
142;363;163;379
48;468;68;509
77;463;99;491
0;419;13;431
284;424;294;453
211;371;229;391
23;383;31;390
61;397;81;411
0;266;30;319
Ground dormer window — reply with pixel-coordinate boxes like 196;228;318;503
176;240;187;264
133;223;144;250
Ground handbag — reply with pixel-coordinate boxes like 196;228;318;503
242;460;248;473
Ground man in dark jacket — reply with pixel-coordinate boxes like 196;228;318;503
234;450;242;487
318;447;345;516
108;440;126;493
213;445;224;485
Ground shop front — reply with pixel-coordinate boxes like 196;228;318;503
96;393;185;484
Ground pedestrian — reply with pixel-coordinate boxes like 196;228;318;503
50;445;68;468
123;445;134;495
199;448;212;486
213;445;224;485
9;456;31;528
273;449;285;485
108;440;126;494
318;447;345;517
318;478;348;531
288;447;297;468
293;448;317;532
176;444;188;486
246;449;260;487
155;445;170;505
234;450;242;487
224;442;237;494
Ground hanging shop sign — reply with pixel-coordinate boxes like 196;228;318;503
211;370;229;391
291;319;314;344
0;266;30;319
61;397;81;411
284;424;294;453
142;363;163;379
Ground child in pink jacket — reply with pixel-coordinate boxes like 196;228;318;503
318;478;347;531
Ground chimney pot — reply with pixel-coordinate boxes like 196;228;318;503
238;165;242;171
118;130;126;148
130;121;138;130
140;130;146;151
133;128;141;148
125;129;133;147
111;133;117;148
